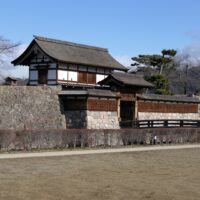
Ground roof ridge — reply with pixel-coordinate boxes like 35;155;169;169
33;35;108;52
141;94;200;101
143;94;199;99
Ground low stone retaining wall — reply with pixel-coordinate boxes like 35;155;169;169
0;128;199;151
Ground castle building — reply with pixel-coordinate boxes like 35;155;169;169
12;36;127;86
11;36;200;129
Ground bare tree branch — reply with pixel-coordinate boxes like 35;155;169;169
0;36;20;54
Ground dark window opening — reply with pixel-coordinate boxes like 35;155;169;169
120;101;135;122
62;98;87;111
38;69;48;84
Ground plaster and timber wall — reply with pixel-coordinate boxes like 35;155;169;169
0;86;66;129
138;101;200;120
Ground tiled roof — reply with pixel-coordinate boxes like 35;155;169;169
138;94;200;103
98;72;154;88
59;88;117;98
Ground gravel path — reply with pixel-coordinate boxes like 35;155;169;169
0;144;199;159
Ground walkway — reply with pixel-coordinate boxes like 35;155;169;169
0;144;199;159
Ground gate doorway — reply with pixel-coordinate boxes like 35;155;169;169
120;101;135;122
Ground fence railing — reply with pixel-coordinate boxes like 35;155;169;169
120;119;200;128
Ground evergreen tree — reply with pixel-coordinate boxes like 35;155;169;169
132;49;177;95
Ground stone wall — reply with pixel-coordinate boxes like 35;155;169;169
0;86;120;129
0;86;66;129
87;111;119;129
63;111;119;129
138;112;200;120
1;85;199;130
64;111;87;128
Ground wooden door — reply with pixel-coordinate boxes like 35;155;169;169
87;73;96;84
78;72;96;84
78;72;87;83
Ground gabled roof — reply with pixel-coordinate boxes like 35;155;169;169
12;36;127;71
4;76;28;86
98;72;154;88
138;94;200;103
5;76;18;81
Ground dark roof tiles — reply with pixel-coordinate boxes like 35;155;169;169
138;94;200;103
59;89;117;98
99;72;154;88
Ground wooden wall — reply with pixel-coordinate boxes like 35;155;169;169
87;99;117;111
62;98;117;111
138;101;198;113
63;99;87;110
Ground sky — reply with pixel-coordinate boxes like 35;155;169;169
1;0;200;78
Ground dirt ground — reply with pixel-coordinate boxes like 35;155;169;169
0;148;199;200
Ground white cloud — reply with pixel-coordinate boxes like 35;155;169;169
175;42;200;68
0;44;28;81
114;55;132;68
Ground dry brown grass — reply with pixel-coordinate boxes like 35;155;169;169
0;148;200;200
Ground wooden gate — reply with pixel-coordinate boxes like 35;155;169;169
120;101;135;122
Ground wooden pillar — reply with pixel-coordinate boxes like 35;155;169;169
135;96;138;120
117;92;121;121
117;98;121;121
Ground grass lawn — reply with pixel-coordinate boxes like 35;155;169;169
0;148;200;200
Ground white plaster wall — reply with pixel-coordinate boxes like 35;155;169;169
96;74;104;82
58;70;77;81
96;74;107;83
48;70;56;79
138;112;200;120
58;70;67;80
30;71;38;80
68;71;77;81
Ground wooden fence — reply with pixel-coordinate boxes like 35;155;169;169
120;119;200;128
